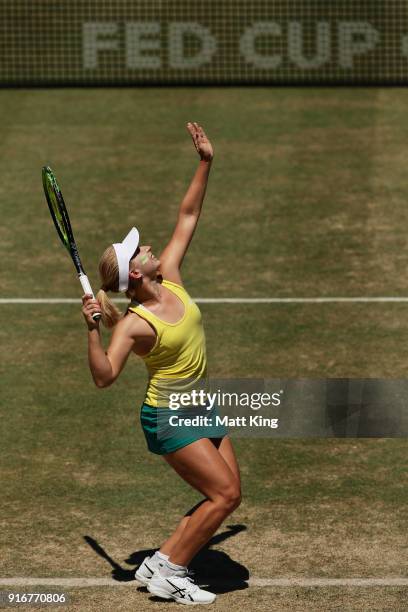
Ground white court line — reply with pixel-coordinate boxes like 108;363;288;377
1;297;408;304
0;577;407;587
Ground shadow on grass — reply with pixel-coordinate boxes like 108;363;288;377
84;523;249;594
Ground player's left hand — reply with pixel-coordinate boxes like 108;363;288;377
187;122;213;161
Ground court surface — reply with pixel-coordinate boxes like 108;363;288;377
1;88;407;610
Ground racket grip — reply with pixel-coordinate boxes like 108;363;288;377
79;274;102;321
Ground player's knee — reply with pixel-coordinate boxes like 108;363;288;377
219;482;242;513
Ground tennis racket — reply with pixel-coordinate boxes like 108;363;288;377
42;166;101;321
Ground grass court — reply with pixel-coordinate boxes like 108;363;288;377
1;87;407;610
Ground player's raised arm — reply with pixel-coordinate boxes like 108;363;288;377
159;122;213;284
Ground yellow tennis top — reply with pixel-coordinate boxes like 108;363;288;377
128;279;207;407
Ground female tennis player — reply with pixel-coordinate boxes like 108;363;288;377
82;123;241;605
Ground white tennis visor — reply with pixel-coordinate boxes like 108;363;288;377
112;227;140;292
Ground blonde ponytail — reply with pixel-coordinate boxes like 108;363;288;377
96;288;122;328
97;245;123;328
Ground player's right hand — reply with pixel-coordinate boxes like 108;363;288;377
82;294;101;329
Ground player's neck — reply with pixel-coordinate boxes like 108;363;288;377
131;277;162;304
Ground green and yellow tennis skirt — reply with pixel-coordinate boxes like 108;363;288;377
140;403;228;455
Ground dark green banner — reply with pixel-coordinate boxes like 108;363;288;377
1;1;408;85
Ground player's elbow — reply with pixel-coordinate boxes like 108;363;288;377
94;375;114;389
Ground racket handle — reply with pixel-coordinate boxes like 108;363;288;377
79;274;102;321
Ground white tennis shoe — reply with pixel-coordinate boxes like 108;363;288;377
135;555;161;586
147;568;216;605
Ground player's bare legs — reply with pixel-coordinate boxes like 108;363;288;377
162;436;241;566
158;436;240;556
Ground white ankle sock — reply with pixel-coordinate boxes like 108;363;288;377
154;551;169;562
159;559;187;577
